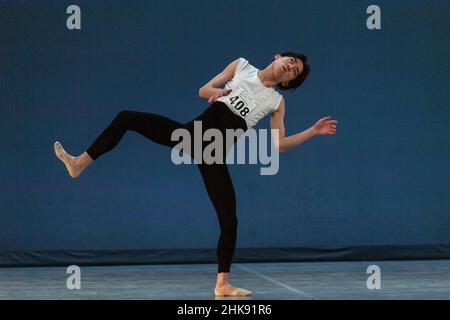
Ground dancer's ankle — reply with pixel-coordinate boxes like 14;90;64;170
71;156;80;169
216;272;229;287
216;283;232;289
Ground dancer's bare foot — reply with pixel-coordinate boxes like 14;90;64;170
54;141;81;178
215;283;252;297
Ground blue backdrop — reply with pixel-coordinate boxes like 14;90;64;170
1;0;449;264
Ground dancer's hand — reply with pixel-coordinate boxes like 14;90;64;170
208;88;232;103
312;116;338;135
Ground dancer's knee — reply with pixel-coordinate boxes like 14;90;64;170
221;215;238;232
117;109;134;119
114;110;136;128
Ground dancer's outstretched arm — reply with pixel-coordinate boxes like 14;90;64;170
270;97;338;152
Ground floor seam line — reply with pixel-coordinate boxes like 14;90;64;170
235;264;316;300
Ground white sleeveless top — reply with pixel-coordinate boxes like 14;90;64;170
217;57;283;129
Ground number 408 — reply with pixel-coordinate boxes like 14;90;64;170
229;96;250;117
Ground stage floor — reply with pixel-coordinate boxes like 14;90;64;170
1;260;449;300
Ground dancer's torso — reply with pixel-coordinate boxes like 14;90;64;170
217;57;283;129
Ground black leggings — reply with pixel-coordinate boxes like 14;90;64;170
86;102;248;273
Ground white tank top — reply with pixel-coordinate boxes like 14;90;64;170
217;57;283;129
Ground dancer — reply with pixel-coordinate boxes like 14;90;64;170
54;52;338;297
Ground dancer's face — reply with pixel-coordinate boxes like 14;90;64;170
272;54;304;88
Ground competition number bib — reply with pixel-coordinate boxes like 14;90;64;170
221;87;256;118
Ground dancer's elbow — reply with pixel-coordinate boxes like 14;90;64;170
278;145;288;153
274;141;287;153
199;86;209;98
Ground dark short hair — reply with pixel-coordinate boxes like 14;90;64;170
275;52;310;91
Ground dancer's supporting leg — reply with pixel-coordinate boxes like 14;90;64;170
54;109;182;177
197;163;252;297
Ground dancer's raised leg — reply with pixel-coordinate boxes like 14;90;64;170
54;109;183;177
